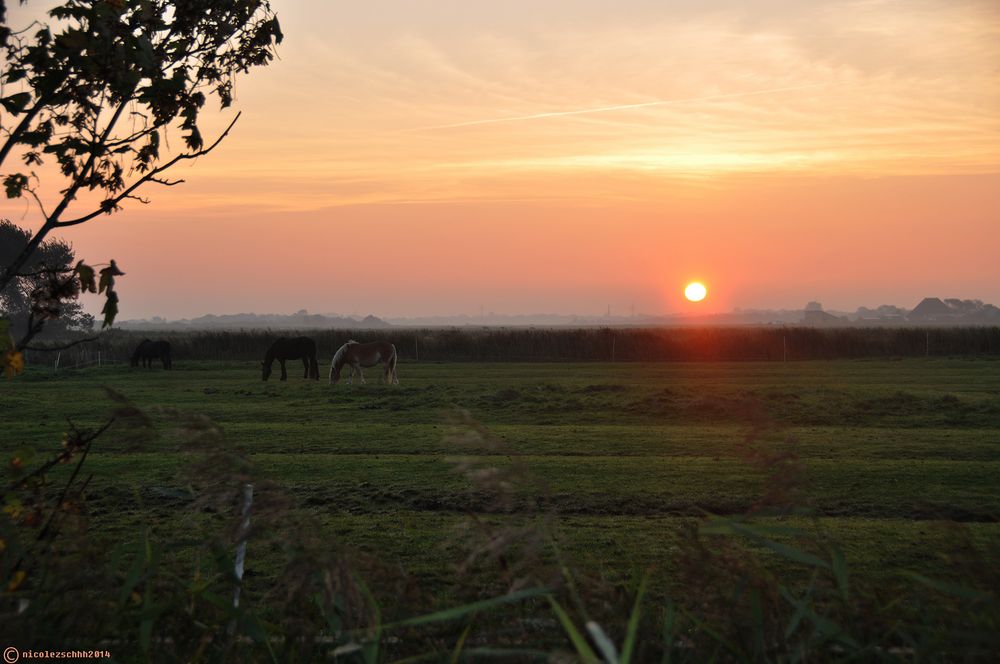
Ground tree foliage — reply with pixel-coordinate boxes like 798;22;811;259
0;0;282;294
0;219;96;340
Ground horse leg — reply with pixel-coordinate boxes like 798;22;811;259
358;366;366;385
280;359;288;381
302;357;309;379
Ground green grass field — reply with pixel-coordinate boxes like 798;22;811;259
4;357;1000;656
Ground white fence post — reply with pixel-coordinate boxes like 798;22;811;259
229;483;254;634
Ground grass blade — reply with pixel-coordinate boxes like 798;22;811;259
395;586;549;628
901;572;994;602
620;575;648;664
548;596;600;664
586;620;620;663
450;620;474;664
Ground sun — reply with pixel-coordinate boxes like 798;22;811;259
684;281;707;302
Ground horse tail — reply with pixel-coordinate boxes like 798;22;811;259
388;344;398;384
329;343;345;383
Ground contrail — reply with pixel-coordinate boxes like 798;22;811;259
408;82;829;132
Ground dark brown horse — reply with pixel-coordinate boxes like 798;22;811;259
329;340;397;385
262;337;319;381
131;339;172;369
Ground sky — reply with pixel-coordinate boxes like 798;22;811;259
2;0;999;319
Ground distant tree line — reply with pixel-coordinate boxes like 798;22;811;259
47;326;1000;365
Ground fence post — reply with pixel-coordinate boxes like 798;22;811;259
229;482;254;635
98;350;102;367
54;352;61;373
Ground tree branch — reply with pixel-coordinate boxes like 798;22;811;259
4;418;116;495
22;336;99;352
57;112;241;227
0;97;134;293
16;313;47;351
15;267;74;278
0;94;49;169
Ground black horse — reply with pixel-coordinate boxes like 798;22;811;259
262;337;319;381
131;339;172;369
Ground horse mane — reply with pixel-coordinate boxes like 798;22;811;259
331;340;358;369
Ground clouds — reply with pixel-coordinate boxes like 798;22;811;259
202;0;990;212
3;1;997;316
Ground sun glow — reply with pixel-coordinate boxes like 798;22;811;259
684;282;707;302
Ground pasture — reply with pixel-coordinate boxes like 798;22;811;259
3;356;1000;656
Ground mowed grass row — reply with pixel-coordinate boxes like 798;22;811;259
5;360;1000;513
4;358;1000;605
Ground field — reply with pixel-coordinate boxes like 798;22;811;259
4;356;1000;658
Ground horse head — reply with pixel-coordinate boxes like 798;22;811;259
261;361;271;381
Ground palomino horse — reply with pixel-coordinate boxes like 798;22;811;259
329;340;398;385
131;339;172;369
262;337;319;381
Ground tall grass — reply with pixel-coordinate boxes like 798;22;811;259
37;325;1000;366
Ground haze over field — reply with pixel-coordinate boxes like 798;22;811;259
2;0;998;320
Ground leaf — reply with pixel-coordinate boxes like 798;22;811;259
98;260;124;294
1;92;32;114
4;350;25;379
74;261;97;293
3;173;29;199
102;290;119;329
7;570;27;592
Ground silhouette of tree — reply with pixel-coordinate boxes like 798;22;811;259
0;0;283;294
1;219;94;341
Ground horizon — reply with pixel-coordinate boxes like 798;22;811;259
118;294;993;325
3;0;999;320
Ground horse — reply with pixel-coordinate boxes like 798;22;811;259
130;339;172;369
262;336;319;381
329;340;398;385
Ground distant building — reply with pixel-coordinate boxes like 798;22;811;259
908;297;954;322
801;302;847;326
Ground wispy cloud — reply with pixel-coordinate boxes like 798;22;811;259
406;82;834;131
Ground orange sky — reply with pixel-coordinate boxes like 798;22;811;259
2;0;999;319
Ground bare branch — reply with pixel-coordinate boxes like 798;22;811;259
149;177;185;186
26;186;50;220
22;336;100;352
46;95;133;226
15;267;74;278
57;112;241;228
